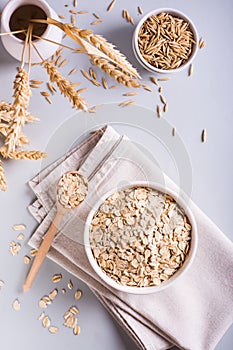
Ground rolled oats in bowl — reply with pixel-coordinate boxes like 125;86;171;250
85;182;197;293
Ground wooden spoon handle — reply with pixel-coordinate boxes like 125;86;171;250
23;212;63;292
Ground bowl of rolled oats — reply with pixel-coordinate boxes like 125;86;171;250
132;8;199;73
84;182;197;294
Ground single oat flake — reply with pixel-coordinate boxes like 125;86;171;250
13;299;20;311
49;326;59;334
74;290;82;300
52;274;62;283
13;224;26;231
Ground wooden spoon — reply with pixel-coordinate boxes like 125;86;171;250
23;171;88;292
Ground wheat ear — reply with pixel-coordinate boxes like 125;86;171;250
43;62;88;111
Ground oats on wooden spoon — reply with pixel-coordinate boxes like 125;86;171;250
23;171;88;292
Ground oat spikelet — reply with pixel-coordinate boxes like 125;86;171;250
43;62;87;111
0;149;47;160
75;27;139;78
90;56;140;88
0;160;7;192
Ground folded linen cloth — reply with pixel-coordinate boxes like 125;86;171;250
28;125;233;350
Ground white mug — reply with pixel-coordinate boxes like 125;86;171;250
1;0;63;63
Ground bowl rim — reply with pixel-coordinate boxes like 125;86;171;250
84;181;198;294
132;7;199;74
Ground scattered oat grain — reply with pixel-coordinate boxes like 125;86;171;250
150;76;158;86
164;103;168;113
142;84;152;92
189;63;193;76
93;13;100;19
59;59;69;68
68;68;78;76
102;77;108;89
172;127;176;136
90;19;103;26
158;77;171;81
157;105;162;118
123;91;137;96
119;99;135;107
199;38;206;49
160;95;166;104
138;6;143;15
201;129;206;143
107;0;116;12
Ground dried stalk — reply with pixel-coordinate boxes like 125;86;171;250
43;62;88;111
0;160;7;192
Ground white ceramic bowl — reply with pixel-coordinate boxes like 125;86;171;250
132;8;199;74
1;0;63;63
84;182;198;294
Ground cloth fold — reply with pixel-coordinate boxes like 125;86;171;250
28;125;233;350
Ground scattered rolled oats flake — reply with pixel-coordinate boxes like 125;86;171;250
73;325;81;335
17;233;25;241
52;274;62;283
39;299;47;309
30;248;38;256
13;299;20;311
69;306;79;315
38;311;45;320
24;255;31;264
62;288;66;294
0;280;5;288
68;279;73;290
9;241;21;256
13;224;26;231
42;316;51;328
48;326;59;334
74;290;82;301
49;289;58;300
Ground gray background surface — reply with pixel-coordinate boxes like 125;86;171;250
0;0;233;349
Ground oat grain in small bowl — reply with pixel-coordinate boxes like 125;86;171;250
85;182;197;294
133;8;198;73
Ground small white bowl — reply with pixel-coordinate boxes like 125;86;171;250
84;182;198;294
132;8;199;74
1;0;63;63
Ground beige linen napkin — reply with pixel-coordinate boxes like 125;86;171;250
28;125;233;350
